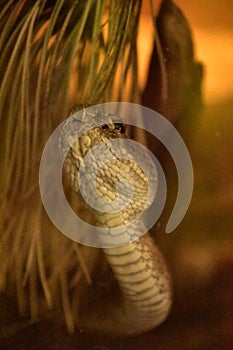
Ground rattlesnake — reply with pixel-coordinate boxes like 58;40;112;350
60;106;172;335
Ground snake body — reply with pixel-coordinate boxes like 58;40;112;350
61;108;172;335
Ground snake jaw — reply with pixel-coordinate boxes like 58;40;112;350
79;135;91;156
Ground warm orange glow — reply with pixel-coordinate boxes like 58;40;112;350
137;11;154;92
194;28;233;102
138;0;233;103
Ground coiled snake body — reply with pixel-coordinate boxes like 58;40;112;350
61;108;172;335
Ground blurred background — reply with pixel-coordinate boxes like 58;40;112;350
139;1;233;348
139;0;233;102
0;0;232;349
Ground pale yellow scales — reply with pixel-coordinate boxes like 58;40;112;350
60;108;172;335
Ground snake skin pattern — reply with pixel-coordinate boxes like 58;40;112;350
60;107;172;335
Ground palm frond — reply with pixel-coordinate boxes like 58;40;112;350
0;0;159;330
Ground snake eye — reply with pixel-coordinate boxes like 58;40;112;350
114;122;126;134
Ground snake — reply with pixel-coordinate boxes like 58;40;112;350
60;106;172;335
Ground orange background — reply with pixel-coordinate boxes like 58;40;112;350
138;0;233;103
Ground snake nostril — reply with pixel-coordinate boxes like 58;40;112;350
102;124;109;130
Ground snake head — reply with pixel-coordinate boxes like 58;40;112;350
60;107;130;193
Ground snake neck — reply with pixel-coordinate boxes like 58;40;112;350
77;234;172;335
